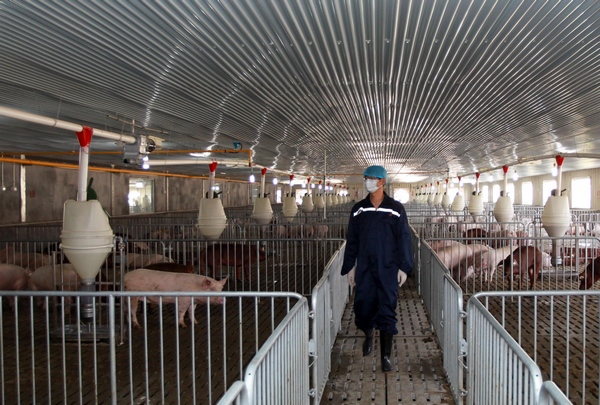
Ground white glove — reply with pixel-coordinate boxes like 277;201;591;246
347;268;356;287
398;270;407;288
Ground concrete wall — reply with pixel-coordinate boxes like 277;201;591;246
0;164;278;225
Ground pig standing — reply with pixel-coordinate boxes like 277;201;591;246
199;243;266;281
28;264;81;314
488;230;517;248
434;243;473;272
1;246;53;270
471;245;514;282
144;262;195;274
0;264;29;310
124;253;173;269
579;256;600;290
123;269;227;328
462;228;488;244
287;224;314;239
313;224;329;239
499;246;544;289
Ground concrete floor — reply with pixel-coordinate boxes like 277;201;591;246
320;278;455;404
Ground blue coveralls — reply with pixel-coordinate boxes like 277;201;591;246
341;193;414;335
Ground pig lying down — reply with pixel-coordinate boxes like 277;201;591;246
123;269;227;328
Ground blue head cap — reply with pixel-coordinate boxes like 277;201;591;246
363;165;387;180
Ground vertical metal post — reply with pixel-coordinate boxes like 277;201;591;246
109;295;117;404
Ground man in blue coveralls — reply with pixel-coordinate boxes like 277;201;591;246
341;165;414;373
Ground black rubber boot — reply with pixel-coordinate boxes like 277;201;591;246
361;328;374;356
380;331;394;373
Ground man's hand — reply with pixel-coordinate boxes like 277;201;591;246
398;270;407;287
347;268;356;287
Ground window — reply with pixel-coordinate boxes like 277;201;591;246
394;188;410;203
295;189;308;205
128;179;154;214
447;185;458;199
543;180;557;205
481;185;489;203
251;185;259;199
276;187;282;204
522;181;533;205
507;183;515;203
492;184;500;202
571;177;591;209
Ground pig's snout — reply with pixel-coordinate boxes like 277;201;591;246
210;296;225;305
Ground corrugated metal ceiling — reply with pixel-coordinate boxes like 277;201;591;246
0;0;598;185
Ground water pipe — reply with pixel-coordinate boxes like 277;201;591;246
260;167;267;197
208;162;217;198
75;126;93;202
556;155;564;195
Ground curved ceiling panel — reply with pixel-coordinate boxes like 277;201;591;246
0;0;598;184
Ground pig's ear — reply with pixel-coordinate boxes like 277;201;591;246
203;278;213;287
219;277;228;286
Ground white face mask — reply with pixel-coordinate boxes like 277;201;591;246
364;179;381;193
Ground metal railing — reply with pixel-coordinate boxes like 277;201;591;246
0;290;303;404
467;294;544;404
310;245;347;404
243;297;309;404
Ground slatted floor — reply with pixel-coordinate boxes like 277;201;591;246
321;278;456;404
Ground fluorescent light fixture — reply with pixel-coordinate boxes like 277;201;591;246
513;171;519;181
142;163;150;170
249;173;256;183
272;177;278;185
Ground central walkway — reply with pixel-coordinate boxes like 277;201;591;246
320;277;456;404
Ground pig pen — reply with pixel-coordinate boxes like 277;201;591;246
0;292;301;404
409;205;600;403
0;213;350;404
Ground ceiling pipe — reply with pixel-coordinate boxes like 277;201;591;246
465;153;600;178
148;158;250;167
0;106;137;144
0;156;247;183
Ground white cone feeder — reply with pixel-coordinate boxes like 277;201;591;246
315;194;325;209
542;155;571;237
253;168;273;225
282;174;298;222
494;165;514;226
301;178;314;213
332;191;339;205
60;127;113;322
451;176;465;214
301;194;314;212
198;162;227;239
469;172;484;217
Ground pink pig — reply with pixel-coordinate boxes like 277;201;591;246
123;269;227;328
0;264;29;310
